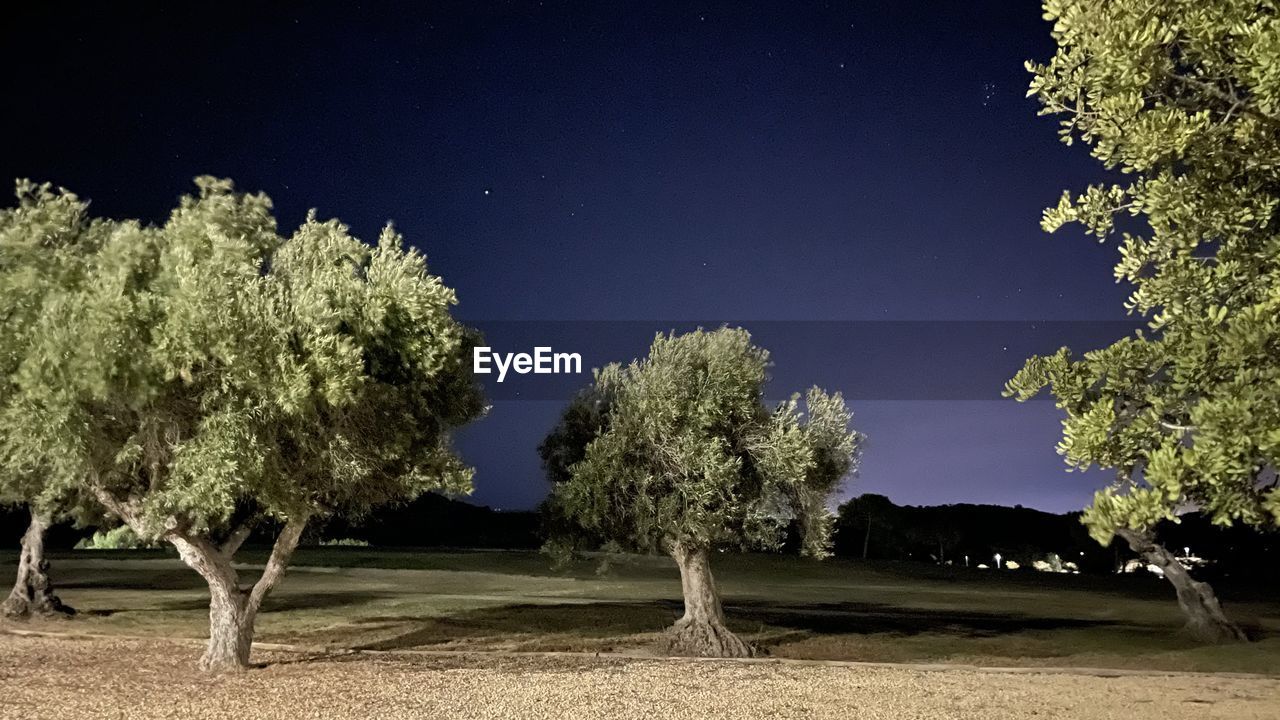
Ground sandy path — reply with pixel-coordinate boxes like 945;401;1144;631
1;635;1277;719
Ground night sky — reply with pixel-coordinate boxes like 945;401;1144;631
2;2;1132;513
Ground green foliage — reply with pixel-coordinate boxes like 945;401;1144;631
539;380;617;486
75;525;154;550
1007;1;1280;543
0;181;107;520
537;379;619;561
548;327;862;558
318;537;370;547
1;177;486;540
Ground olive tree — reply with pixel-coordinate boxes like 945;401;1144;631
4;178;485;669
0;181;104;618
1006;0;1280;642
547;328;862;657
537;378;617;561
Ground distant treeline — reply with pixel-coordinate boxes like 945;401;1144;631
316;493;541;549
6;492;1277;583
831;494;1098;568
831;494;1280;583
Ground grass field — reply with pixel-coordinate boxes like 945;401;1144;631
3;547;1279;674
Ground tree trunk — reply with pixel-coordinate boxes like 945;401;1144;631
1117;528;1246;643
203;572;255;671
169;516;308;671
2;510;72;618
862;516;872;559
666;542;752;658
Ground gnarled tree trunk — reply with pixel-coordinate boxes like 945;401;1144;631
666;542;752;658
168;516;308;672
2;510;73;618
1117;528;1246;643
204;578;255;670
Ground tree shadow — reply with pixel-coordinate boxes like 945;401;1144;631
354;597;1122;652
146;590;396;613
353;601;678;650
81;590;395;615
58;569;205;592
258;591;397;614
727;599;1112;636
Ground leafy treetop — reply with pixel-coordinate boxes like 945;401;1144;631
0;181;107;519
551;327;862;558
1006;1;1280;542
2;177;485;538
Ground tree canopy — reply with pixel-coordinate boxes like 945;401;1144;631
0;181;107;617
0;181;102;520
1005;0;1280;545
0;177;486;668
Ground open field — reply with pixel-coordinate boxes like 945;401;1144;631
3;634;1280;720
3;548;1280;675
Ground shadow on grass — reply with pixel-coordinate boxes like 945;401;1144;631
354;598;1120;652
71;590;396;617
353;601;679;650
730;599;1113;636
58;569;205;592
143;590;399;614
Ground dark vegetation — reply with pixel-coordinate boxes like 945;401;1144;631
10;493;1276;593
315;493;541;550
834;495;1280;588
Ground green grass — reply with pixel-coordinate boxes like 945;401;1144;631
3;547;1279;674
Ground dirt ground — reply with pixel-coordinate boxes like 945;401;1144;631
1;635;1277;720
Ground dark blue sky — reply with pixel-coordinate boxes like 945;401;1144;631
2;1;1131;512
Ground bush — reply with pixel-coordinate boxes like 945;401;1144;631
75;525;154;550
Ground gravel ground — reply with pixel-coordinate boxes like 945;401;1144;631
1;635;1278;720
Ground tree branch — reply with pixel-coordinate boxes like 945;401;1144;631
220;521;254;559
169;533;240;591
87;478;152;534
1114;527;1159;558
1168;72;1280;131
246;514;309;614
89;485;135;525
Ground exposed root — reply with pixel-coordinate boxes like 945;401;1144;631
2;584;74;620
665;617;754;658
